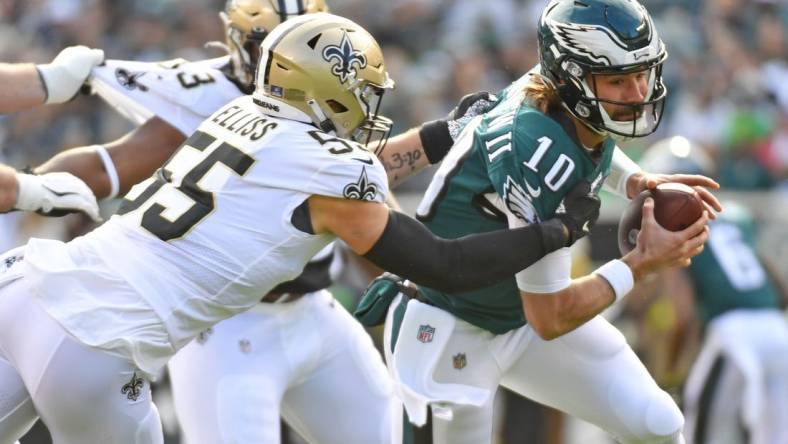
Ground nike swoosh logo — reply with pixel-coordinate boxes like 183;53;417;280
523;178;541;198
352;157;374;165
582;221;591;233
41;186;79;197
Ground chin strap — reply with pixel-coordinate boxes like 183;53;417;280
307;99;336;133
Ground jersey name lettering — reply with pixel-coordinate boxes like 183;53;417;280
211;105;278;141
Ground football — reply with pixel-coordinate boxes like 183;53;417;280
618;183;704;255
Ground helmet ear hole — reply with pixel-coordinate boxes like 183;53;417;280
326;100;348;113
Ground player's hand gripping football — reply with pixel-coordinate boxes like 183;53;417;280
14;172;102;222
622;197;709;280
627;171;722;219
554;180;600;247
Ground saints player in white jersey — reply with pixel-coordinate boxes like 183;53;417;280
22;2;521;443
0;46;103;220
0;13;610;444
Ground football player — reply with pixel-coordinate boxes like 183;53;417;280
24;2;529;443
357;1;711;443
638;137;788;444
0;46;104;220
0;13;603;444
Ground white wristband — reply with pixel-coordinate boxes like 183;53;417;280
93;145;119;199
608;147;642;199
594;259;634;303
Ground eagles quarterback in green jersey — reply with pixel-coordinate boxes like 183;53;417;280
359;1;713;443
639;137;788;444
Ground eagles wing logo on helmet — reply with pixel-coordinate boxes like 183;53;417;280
322;32;368;84
343;167;379;201
549;22;624;66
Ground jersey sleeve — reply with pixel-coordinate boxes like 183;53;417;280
90;58;241;136
253;125;389;204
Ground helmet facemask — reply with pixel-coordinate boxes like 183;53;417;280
221;11;267;88
349;82;393;155
555;57;667;141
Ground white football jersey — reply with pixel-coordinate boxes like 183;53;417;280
25;96;389;376
90;57;243;136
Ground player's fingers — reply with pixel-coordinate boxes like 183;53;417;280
640;197;655;223
677;210;709;239
671;174;720;189
694;186;722;213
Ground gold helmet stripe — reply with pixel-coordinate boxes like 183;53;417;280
259;13;325;88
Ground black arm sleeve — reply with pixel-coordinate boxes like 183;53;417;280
363;210;567;293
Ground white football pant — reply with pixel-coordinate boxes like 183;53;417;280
386;296;685;444
683;309;788;444
0;277;162;444
168;290;395;444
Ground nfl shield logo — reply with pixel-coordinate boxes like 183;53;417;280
453;353;467;370
417;324;435;343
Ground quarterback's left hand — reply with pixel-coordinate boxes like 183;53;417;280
14;172;102;222
627;172;722;219
36;45;105;104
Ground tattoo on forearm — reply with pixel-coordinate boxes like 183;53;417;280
381;149;422;175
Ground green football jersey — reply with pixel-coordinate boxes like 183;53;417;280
415;90;615;334
687;203;779;324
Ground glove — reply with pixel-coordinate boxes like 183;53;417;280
36;46;105;104
419;91;499;164
14;172;102;222
553;180;600;247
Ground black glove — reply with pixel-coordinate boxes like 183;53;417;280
419;91;499;164
553;180;600;247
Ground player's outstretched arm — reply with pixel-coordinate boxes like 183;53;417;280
379;91;497;188
35;117;185;199
0;164;101;221
521;198;709;340
0;46;104;113
307;185;598;293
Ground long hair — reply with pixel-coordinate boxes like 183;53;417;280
522;72;562;114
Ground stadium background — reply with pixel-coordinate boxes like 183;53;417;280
1;0;785;442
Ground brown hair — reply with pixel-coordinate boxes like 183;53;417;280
522;73;562;114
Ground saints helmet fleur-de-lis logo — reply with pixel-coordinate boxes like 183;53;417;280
121;371;145;402
343;167;379;201
322;31;368;84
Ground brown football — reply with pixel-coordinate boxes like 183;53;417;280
618;183;704;255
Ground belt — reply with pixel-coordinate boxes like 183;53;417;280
260;292;304;304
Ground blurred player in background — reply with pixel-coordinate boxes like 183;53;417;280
639;137;788;444
0;46;103;221
357;1;719;443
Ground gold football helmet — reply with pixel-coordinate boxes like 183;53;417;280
221;0;328;88
253;13;394;150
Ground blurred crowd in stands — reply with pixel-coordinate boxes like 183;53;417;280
1;0;785;190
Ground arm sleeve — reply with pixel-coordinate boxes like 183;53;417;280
603;146;641;199
363;210;567;293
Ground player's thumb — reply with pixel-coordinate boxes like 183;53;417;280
641;197;655;224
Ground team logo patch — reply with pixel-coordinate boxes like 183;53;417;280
452;353;467;370
343;167;379;201
322;31;367;84
121;371;145;402
195;327;213;345
239;339;252;354
417;324;435;343
2;254;22;271
115;68;148;91
503;176;537;223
